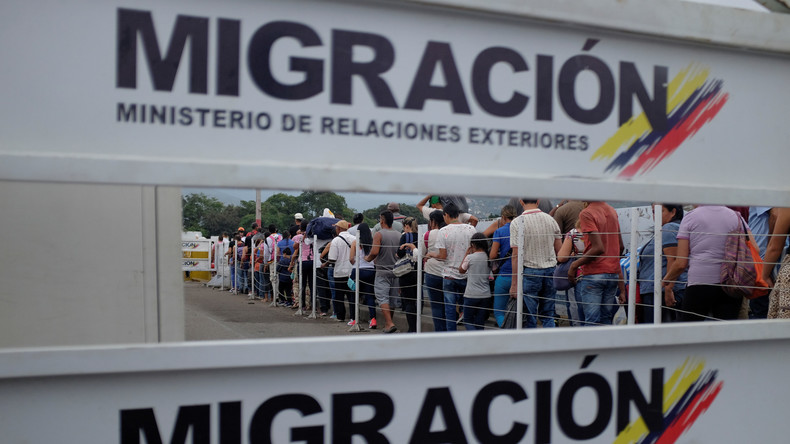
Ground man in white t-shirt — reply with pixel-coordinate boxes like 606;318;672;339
327;220;356;324
434;202;477;331
509;198;562;328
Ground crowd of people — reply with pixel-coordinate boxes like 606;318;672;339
208;197;790;332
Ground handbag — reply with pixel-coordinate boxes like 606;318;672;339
553;258;577;291
720;215;771;299
347;277;356;291
392;256;413;277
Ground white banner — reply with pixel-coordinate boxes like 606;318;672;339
1;0;789;205
0;321;788;443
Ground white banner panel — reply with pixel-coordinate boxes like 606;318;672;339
0;322;789;442
1;0;789;205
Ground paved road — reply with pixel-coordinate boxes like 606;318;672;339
184;281;434;340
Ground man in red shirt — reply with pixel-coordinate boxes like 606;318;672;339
568;201;624;326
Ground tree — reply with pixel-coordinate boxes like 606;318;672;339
296;191;355;220
362;203;427;227
182;193;224;236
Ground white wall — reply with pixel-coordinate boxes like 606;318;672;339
0;181;183;347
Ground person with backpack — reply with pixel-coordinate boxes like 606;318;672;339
278;247;294;306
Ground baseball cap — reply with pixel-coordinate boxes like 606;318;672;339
238;227;245;232
333;220;350;230
294;213;304;220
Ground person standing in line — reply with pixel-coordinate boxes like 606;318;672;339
663;205;745;321
417;195;479;227
350;223;378;329
327;220;356;324
364;210;402;333
509;198;562;328
420;210;448;331
459;233;493;330
372;203;406;235
396;217;420;333
490;205;516;327
763;208;790;319
434;202;477;331
277;247;294;305
289;221;314;311
568;201;624;326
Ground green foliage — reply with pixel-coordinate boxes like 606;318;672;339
182;190;360;238
362;203;426;227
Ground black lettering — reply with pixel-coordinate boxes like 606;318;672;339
219;402;241;444
617;369;663;434
119;405;210;444
619;63;668;131
450;126;461;142
118;103;137;122
322;116;335;134
332;391;394;444
471;381;528;444
248;21;324;100
282;113;296;131
409;387;467;444
217;19;241;96
554;133;565;149
249;394;323;444
331;30;398;108
535;55;554;121
404;42;470;114
213;109;227;128
558;55;615;124
151;105;167;124
557;373;613;440
535;380;552;444
116;9;208;94
179;107;192;125
230;111;244;129
579;135;588;151
472;47;529;117
255;113;271;130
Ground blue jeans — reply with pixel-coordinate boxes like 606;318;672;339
493;275;512;328
443;278;467;331
522;267;557;328
239;267;250;293
358;268;377;320
424;273;446;332
463;297;490;330
576;273;619;326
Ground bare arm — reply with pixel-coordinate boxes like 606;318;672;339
509;245;520;298
568;232;605;285
557;236;574;262
663;238;689;290
763;208;790;284
364;232;383;262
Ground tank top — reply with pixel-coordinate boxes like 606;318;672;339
376;228;401;270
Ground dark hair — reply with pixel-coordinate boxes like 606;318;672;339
300;220;308;231
353;213;364;225
520;198;538;205
283;247;292;256
429;209;446;229
268;224;276;233
281;229;291;239
663;204;684;223
470;232;489;256
358;223;373;255
443;202;460;219
380;210;394;228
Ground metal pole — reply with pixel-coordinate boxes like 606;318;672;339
416;249;422;333
294;248;304;316
627;207;638;325
255;189;261;228
250;242;256;302
516;238;524;330
307;235;318;319
349;238;362;332
653;204;662;324
219;242;225;291
270;238;279;307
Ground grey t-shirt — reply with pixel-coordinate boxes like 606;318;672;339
375;228;401;271
464;252;492;299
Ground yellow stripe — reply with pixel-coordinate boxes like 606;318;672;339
591;64;710;161
613;358;706;443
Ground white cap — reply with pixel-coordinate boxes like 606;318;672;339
294;213;304;220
